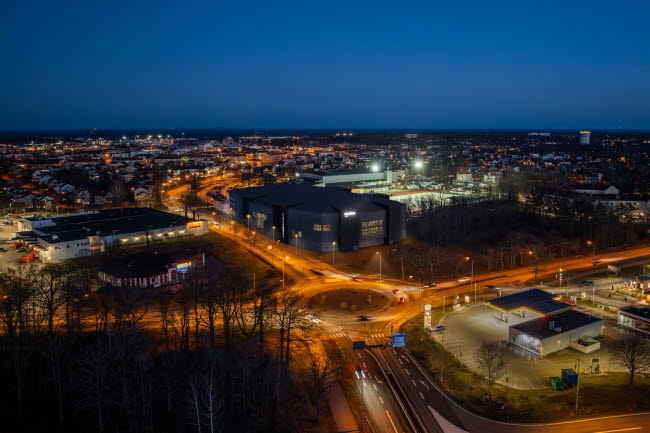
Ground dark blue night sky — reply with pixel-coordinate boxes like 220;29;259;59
2;0;649;130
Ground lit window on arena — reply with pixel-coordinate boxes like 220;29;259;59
361;220;383;239
313;224;331;232
253;212;267;229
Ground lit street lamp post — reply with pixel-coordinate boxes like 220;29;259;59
332;241;336;267
246;214;250;230
294;233;299;255
272;225;276;243
465;256;474;300
282;256;289;289
376;251;382;282
586;240;596;256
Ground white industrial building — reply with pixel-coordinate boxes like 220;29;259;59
14;208;209;264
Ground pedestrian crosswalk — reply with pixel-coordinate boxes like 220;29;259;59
370;332;388;340
328;332;347;339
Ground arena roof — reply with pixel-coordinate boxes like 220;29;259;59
231;184;402;213
485;288;572;316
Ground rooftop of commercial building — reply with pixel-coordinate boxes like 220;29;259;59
485;288;572;316
100;251;202;278
620;305;650;321
32;208;196;243
511;309;602;340
231;184;403;213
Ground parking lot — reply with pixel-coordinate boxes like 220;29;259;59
0;216;33;270
433;302;628;390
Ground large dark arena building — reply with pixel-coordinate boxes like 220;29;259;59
229;184;406;252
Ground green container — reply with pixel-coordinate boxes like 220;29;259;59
549;376;563;391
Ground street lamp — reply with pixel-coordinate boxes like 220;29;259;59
272;225;276;243
586;240;596;256
376;251;382;282
246;214;251;230
528;250;539;283
282;256;289;289
465;256;474;301
294;233;299;255
332;241;336;267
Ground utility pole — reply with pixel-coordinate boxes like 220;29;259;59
575;361;580;414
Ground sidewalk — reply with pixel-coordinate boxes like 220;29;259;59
325;381;359;433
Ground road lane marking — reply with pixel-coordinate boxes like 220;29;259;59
379;396;384;404
412;379;417;387
358;353;361;358
373;383;377;391
405;368;410;376
419;392;425;400
385;410;399;433
593;429;642;433
419;380;429;390
399;358;403;365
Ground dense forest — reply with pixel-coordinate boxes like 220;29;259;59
0;264;335;433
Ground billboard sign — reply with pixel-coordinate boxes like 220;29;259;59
424;303;432;328
392;333;406;348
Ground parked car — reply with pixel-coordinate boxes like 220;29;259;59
430;325;446;333
579;281;594;287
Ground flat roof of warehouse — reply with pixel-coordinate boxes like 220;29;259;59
511;310;602;340
231;184;402;213
33;208;196;243
485;288;572;316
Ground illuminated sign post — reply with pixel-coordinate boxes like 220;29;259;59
424;303;432;329
176;262;192;273
391;333;406;348
343;211;356;218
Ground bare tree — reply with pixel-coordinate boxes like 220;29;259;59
187;351;223;433
76;339;115;433
610;335;650;385
305;349;338;422
110;174;130;207
35;265;69;335
475;341;507;400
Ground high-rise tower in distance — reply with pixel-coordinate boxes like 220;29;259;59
580;130;591;145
